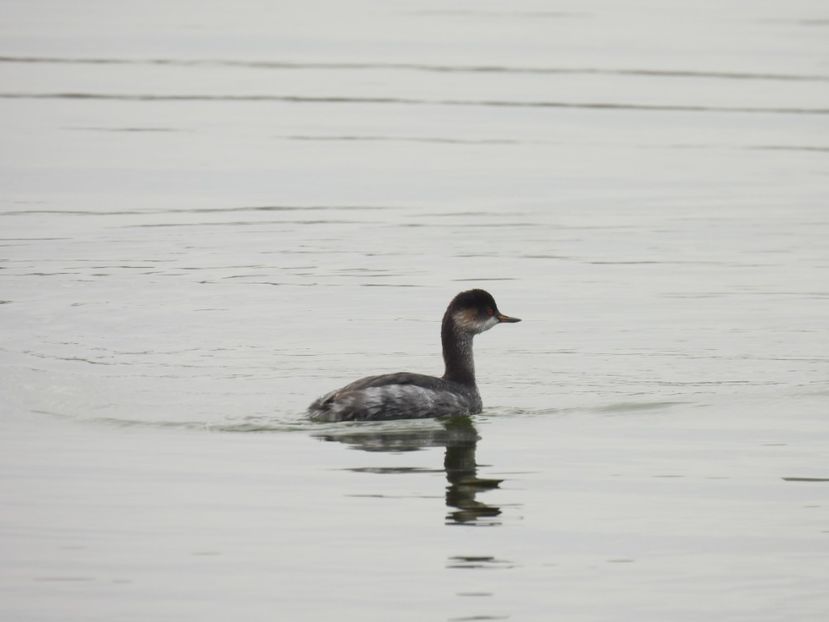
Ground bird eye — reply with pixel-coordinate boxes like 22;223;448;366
486;307;495;317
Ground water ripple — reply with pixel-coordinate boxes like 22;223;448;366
284;135;521;145
0;205;389;217
1;56;825;82
1;92;826;115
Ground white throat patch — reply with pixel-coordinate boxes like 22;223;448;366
453;310;498;334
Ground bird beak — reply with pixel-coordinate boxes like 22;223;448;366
496;313;521;323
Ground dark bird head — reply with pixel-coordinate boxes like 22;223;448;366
444;289;521;335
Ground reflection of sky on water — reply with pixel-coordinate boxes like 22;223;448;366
2;0;828;619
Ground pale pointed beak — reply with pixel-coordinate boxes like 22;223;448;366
496;313;521;323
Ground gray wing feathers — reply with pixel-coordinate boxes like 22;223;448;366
308;373;478;422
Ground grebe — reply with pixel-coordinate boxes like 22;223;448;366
308;289;520;422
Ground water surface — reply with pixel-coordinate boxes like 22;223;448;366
1;1;828;620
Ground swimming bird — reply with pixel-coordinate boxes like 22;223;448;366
308;289;520;421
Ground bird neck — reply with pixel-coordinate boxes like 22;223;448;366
441;315;476;386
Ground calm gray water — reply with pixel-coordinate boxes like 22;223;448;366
2;1;828;620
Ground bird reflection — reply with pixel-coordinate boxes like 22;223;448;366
442;418;502;525
314;416;502;526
